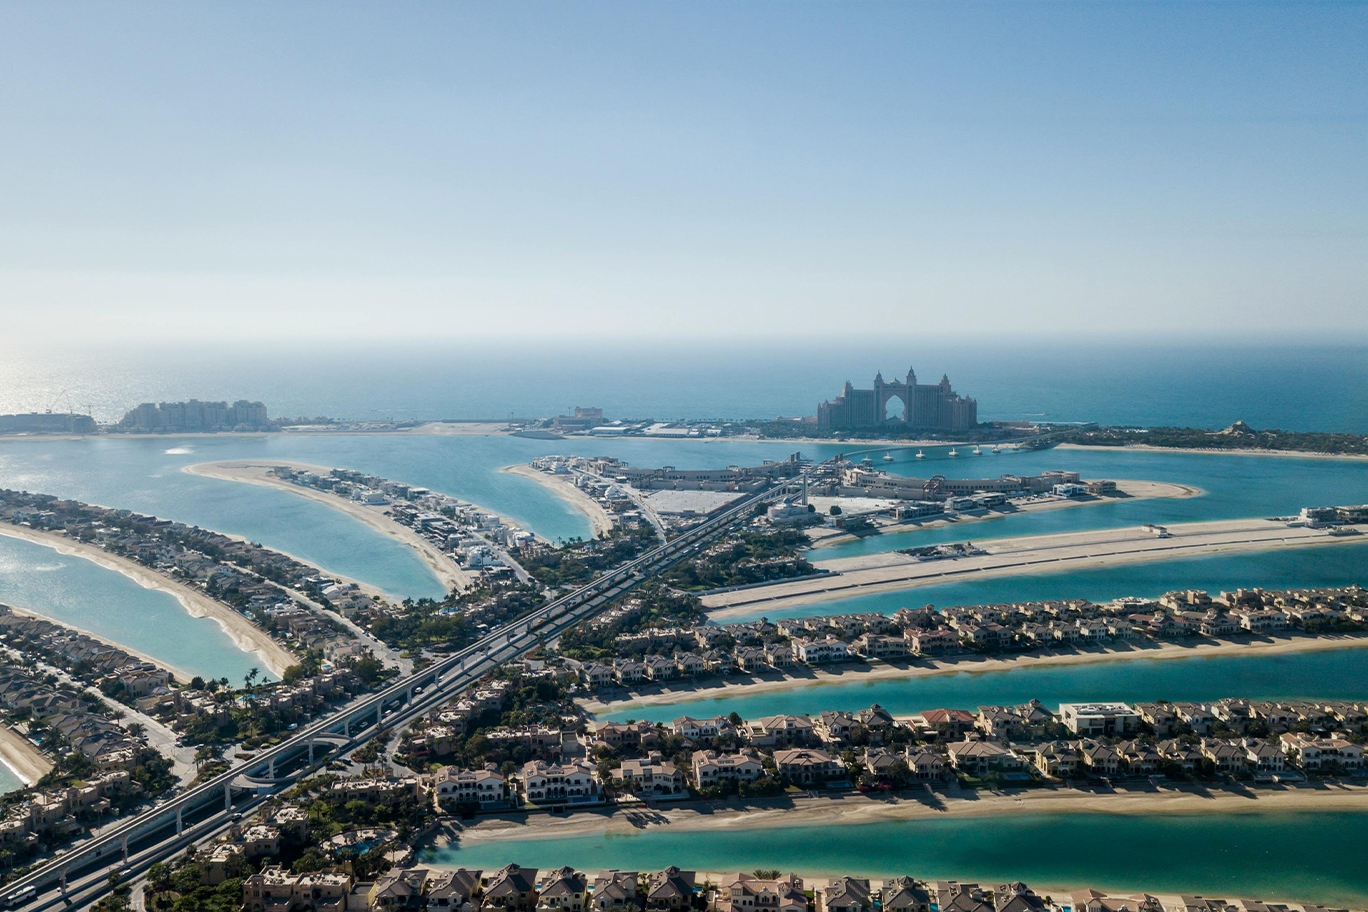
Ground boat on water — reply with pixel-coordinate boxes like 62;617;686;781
883;453;894;462
948;448;959;457
972;446;983;455
915;450;925;459
991;445;1001;453
860;457;874;467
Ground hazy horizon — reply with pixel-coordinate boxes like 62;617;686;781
2;1;1366;345
3;338;1365;431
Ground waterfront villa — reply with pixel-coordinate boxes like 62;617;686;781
772;748;845;785
519;761;602;806
717;873;807;912
1059;703;1142;737
692;750;766;788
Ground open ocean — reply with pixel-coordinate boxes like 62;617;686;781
2;340;1367;430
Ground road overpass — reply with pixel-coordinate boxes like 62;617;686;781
4;462;816;911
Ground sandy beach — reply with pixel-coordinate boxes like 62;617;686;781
1057;443;1368;462
704;518;1368;616
503;464;615;538
809;480;1201;549
579;632;1368;714
185;460;472;593
0;523;297;678
1;603;194;683
0;723;55;786
440;781;1368;849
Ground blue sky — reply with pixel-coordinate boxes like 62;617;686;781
1;1;1365;343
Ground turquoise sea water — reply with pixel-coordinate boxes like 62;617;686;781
0;763;23;796
4;341;1367;432
0;351;1362;872
737;540;1368;623
427;811;1368;906
0;435;833;599
0;532;268;684
817;446;1368;561
1;437;1366;696
601;642;1368;723
1;436;1365;603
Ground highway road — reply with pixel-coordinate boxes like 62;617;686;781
4;463;812;911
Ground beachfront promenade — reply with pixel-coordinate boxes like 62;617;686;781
704;519;1368;615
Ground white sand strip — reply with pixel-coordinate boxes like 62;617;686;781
502;464;614;538
579;632;1368;715
0;724;54;785
0;523;297;677
704;518;1368;616
185;460;471;594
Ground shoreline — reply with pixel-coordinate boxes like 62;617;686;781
579;632;1368;715
501;465;614;538
184;460;471;594
705;518;1368;616
1057;442;1368;462
0;423;517;442
2;603;194;683
4;433;1366;464
808;480;1202;550
0;723;55;786
438;781;1368;850
0;523;297;678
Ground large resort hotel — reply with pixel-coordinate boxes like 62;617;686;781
818;368;978;431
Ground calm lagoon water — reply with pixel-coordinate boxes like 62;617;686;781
428;811;1368;906
817;446;1368;560
0;532;268;684
0;435;1364;603
0;435;833;599
601;643;1368;723
0;346;1365;869
1;436;1366;699
0;764;24;796
737;540;1368;623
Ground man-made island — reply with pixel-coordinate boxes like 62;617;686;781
703;517;1367;616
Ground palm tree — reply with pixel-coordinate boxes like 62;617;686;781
194;745;217;773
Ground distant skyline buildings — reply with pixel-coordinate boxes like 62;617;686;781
1;2;1365;345
120;399;269;432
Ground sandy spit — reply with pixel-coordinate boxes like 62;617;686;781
809;480;1202;550
0;724;54;786
579;633;1368;715
0;523;297;678
1057;443;1368;462
704;519;1368;616
184;460;471;594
